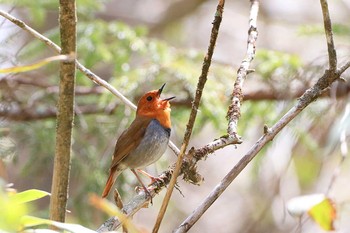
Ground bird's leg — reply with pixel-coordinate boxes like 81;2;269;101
136;169;164;184
131;169;153;204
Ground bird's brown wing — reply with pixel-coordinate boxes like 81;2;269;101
110;116;152;169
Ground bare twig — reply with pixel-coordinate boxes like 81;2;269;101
113;190;128;233
0;9;180;155
320;0;337;71
326;103;349;195
226;0;259;136
174;0;260;231
152;1;225;232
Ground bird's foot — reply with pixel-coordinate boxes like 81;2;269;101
136;169;164;184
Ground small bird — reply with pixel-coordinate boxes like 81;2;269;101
102;83;175;198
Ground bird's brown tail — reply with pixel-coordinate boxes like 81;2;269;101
101;169;120;198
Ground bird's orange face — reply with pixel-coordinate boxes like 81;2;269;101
136;84;175;128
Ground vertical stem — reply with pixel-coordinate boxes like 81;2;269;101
319;0;337;71
152;0;225;232
49;0;77;222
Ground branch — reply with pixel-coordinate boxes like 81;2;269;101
0;9;180;155
49;0;77;222
152;0;225;232
226;0;259;136
320;0;337;71
0;104;109;121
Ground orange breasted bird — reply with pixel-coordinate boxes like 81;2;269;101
102;83;175;198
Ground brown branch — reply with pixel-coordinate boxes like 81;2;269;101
0;104;108;121
49;0;77;223
152;1;225;232
243;79;350;100
320;0;337;71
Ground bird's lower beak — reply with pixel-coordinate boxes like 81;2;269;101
163;96;176;101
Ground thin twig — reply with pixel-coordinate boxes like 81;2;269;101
152;1;225;232
113;190;128;233
0;9;180;155
326;103;349;195
226;0;259;136
320;0;337;71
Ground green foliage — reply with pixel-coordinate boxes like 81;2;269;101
0;188;28;232
299;23;350;37
255;49;301;80
0;188;51;232
0;187;98;232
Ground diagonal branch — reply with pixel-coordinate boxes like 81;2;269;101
152;0;225;232
320;0;337;71
0;9;180;155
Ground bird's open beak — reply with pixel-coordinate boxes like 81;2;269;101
158;83;176;101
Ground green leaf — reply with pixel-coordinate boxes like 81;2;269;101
10;189;50;204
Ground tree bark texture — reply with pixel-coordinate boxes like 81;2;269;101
49;0;77;223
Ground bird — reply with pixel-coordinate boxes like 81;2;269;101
102;83;175;198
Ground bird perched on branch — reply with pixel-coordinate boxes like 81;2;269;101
102;83;175;198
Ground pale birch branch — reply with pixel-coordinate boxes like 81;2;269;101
226;0;259;136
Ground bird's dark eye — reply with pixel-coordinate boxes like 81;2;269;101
146;96;153;101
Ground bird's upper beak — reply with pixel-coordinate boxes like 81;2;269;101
158;83;175;102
